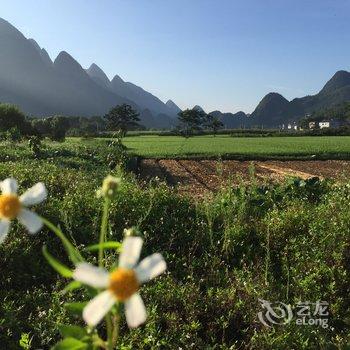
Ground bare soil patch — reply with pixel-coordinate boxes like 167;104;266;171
138;159;350;197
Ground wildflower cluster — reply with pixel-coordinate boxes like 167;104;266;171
0;176;167;349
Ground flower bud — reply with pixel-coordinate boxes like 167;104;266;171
98;175;121;199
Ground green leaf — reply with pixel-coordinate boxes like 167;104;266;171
42;246;73;278
58;325;87;340
64;302;87;316
41;217;84;264
85;241;121;252
52;337;87;350
62;281;82;294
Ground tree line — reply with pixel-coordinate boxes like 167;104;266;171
0;102;226;141
104;104;224;137
0;103;106;141
2;100;350;142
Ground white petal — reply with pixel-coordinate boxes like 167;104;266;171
135;253;167;284
0;178;17;194
83;290;116;327
119;236;143;269
20;183;47;206
125;293;147;328
73;263;109;288
0;219;10;244
17;209;43;234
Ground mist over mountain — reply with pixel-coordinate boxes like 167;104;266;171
0;17;177;128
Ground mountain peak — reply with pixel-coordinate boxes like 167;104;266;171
166;99;178;107
166;100;181;114
54;51;89;80
54;51;83;71
111;74;125;84
193;105;205;113
250;92;290;127
89;63;100;70
320;70;350;94
264;92;288;100
87;63;110;81
28;39;52;66
28;38;41;52
86;63;111;89
54;51;74;64
40;48;52;66
254;92;289;111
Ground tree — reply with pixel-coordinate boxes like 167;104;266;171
31;118;52;136
177;109;206;137
0;104;30;134
30;116;70;141
0;104;37;136
49;116;70;141
104;104;140;136
205;115;224;136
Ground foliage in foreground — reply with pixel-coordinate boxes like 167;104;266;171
0;142;349;349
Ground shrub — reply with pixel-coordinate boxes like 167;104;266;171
4;126;22;142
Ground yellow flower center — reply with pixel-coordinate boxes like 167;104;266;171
0;194;21;219
109;268;139;301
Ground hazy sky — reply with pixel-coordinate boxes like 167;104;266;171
2;0;350;113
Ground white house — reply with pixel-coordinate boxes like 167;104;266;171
319;121;330;129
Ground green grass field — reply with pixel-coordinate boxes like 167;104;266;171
122;135;350;158
0;135;349;163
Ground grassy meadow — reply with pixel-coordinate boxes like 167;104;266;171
122;135;350;159
0;136;349;349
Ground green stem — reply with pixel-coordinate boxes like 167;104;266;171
106;314;113;350
264;227;270;286
111;304;121;348
41;217;83;263
97;197;112;348
99;198;110;267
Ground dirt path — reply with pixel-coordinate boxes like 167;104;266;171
257;163;323;180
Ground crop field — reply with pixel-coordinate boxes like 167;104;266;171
0;136;350;349
122;135;350;159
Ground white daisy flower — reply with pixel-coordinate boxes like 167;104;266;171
0;178;47;243
73;236;167;328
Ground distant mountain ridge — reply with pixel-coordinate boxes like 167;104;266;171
84;63;176;120
28;38;52;67
0;17;178;128
250;70;350;127
1;17;350;129
209;110;247;128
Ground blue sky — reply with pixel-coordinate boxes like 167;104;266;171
2;0;350;113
